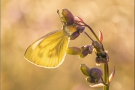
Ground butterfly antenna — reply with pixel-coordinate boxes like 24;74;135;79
57;10;64;25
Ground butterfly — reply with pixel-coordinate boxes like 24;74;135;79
24;9;85;68
24;23;72;68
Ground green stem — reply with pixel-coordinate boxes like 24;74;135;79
103;63;109;90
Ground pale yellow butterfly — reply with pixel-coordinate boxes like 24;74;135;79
24;25;71;68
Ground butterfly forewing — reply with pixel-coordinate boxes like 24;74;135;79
24;30;70;68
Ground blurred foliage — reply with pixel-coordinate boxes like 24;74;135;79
1;0;134;90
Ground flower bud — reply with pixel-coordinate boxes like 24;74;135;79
70;30;80;40
95;57;102;64
88;45;94;54
95;51;109;64
67;47;81;55
62;9;74;25
89;68;103;80
80;64;90;76
92;41;102;52
80;45;93;58
86;77;96;83
101;51;108;58
74;16;84;23
80;49;89;58
76;25;85;33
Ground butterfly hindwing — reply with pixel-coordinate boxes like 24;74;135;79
24;30;70;68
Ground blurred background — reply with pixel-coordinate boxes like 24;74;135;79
1;0;134;90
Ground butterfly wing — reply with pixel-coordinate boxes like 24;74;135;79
24;30;70;68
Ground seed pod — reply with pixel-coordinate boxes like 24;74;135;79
89;68;103;80
67;47;81;55
80;64;90;76
62;9;74;25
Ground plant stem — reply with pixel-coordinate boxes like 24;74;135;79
83;23;100;42
85;24;110;90
84;31;94;41
103;63;109;90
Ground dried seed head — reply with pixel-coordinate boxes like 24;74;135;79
62;9;74;25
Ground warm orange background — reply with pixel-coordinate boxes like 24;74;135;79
1;0;134;90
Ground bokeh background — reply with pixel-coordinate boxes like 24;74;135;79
1;0;134;90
